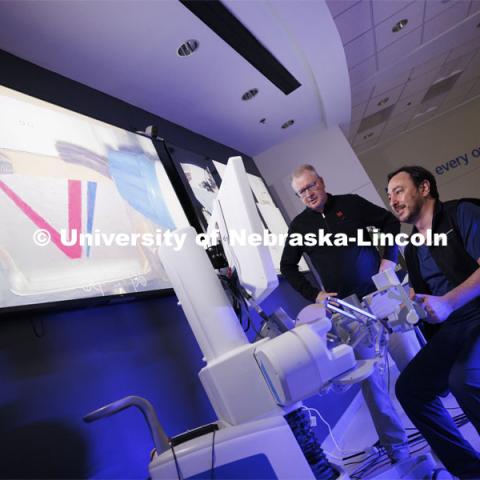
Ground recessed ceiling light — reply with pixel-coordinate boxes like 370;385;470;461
377;97;389;106
363;132;374;140
177;39;199;57
392;19;408;33
281;119;295;129
242;88;259;101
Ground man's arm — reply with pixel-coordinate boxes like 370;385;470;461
416;201;480;323
280;229;320;302
415;259;480;323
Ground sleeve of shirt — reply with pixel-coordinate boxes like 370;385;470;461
457;201;480;261
280;224;319;302
351;194;400;263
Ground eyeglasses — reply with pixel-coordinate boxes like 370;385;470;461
295;180;318;198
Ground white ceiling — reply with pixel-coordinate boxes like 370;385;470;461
328;0;480;153
0;0;479;158
0;0;349;157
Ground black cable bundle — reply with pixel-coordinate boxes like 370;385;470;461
218;270;251;332
285;408;339;480
218;269;266;337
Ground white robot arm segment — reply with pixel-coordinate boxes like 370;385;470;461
254;308;356;405
364;269;426;332
207;156;278;304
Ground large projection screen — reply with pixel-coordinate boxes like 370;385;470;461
0;86;190;311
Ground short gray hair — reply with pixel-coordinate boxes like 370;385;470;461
291;164;320;181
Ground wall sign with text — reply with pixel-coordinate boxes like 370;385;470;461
435;144;480;175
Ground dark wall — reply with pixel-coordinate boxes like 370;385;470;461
0;296;213;479
0;50;358;479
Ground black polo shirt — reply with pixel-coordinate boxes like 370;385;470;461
280;193;400;301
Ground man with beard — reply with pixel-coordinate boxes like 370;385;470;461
281;164;418;463
387;165;480;478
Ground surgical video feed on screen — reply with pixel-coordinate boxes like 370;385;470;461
0;86;190;309
180;162;218;222
163;143;220;229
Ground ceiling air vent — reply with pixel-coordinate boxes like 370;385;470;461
358;105;395;133
421;71;462;103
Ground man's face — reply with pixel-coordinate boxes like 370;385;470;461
387;171;428;224
292;171;327;211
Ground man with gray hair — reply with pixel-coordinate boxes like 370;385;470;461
281;164;418;463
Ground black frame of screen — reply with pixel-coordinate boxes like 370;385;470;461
161;140;226;233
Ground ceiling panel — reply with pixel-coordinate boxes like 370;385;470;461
408;108;438;127
470;0;480;14
457;68;480;87
356;137;381;152
391;90;425;116
352;101;368;122
372;0;414;26
348;120;362;140
374;1;425;51
415;92;447;114
349;55;377;85
425;0;463;21
364;84;404;116
326;0;360;19
400;68;440;97
423;1;470;43
385;108;415;129
437;51;475;78
377;26;423;69
344;29;376;67
383;119;409;135
445;35;480;61
334;0;373;45
352;82;375;106
441;91;472;112
455;49;480;82
465;77;480;96
373;65;412;95
353;122;385;146
410;51;448;78
381;124;409;142
446;75;479;98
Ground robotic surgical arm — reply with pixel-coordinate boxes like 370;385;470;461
157;226;370;424
83;157;441;480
